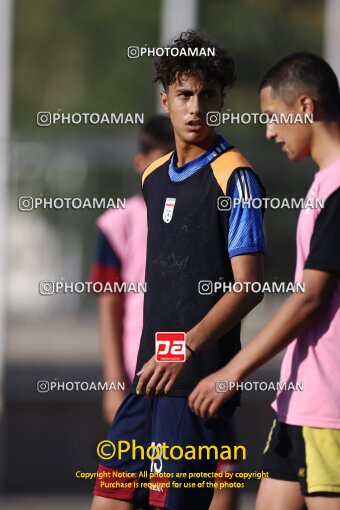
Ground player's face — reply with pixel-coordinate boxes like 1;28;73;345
260;86;312;161
160;74;223;146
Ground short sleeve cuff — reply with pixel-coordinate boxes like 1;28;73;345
229;245;265;258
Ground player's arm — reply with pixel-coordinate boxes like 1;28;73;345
186;252;264;352
189;269;336;419
222;268;335;376
91;230;128;423
97;292;128;420
185;168;266;352
189;188;340;418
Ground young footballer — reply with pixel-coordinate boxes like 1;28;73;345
91;30;265;510
189;52;340;510
91;115;238;510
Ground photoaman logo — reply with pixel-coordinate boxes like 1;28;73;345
155;332;186;362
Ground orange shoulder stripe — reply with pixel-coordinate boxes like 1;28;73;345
210;148;253;194
141;151;174;187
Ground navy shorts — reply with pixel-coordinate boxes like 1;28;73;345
94;393;235;510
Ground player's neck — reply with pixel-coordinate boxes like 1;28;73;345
311;121;340;170
175;132;219;167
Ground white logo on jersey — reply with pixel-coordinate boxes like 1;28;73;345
163;197;176;223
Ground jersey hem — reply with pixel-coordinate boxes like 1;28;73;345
130;385;193;397
130;385;240;404
229;246;265;258
304;260;340;273
273;408;340;429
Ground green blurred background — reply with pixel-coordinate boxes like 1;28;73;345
11;0;323;293
2;0;330;508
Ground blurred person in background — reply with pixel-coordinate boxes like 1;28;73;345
91;115;175;423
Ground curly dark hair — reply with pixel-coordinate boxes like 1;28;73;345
153;30;235;91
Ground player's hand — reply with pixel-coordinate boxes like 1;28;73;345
188;367;239;419
136;354;190;397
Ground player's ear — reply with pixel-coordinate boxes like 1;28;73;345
298;95;314;116
160;90;170;114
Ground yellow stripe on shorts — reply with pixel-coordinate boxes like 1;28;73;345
302;426;340;494
263;419;277;454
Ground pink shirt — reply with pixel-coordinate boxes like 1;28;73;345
97;195;147;382
272;159;340;428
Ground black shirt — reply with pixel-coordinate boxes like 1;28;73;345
131;147;265;398
305;188;340;274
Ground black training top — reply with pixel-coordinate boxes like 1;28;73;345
131;146;265;398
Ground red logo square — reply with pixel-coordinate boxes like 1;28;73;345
155;332;186;362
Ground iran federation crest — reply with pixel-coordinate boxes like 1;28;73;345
163;197;176;223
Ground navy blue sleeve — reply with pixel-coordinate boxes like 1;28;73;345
90;230;122;285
